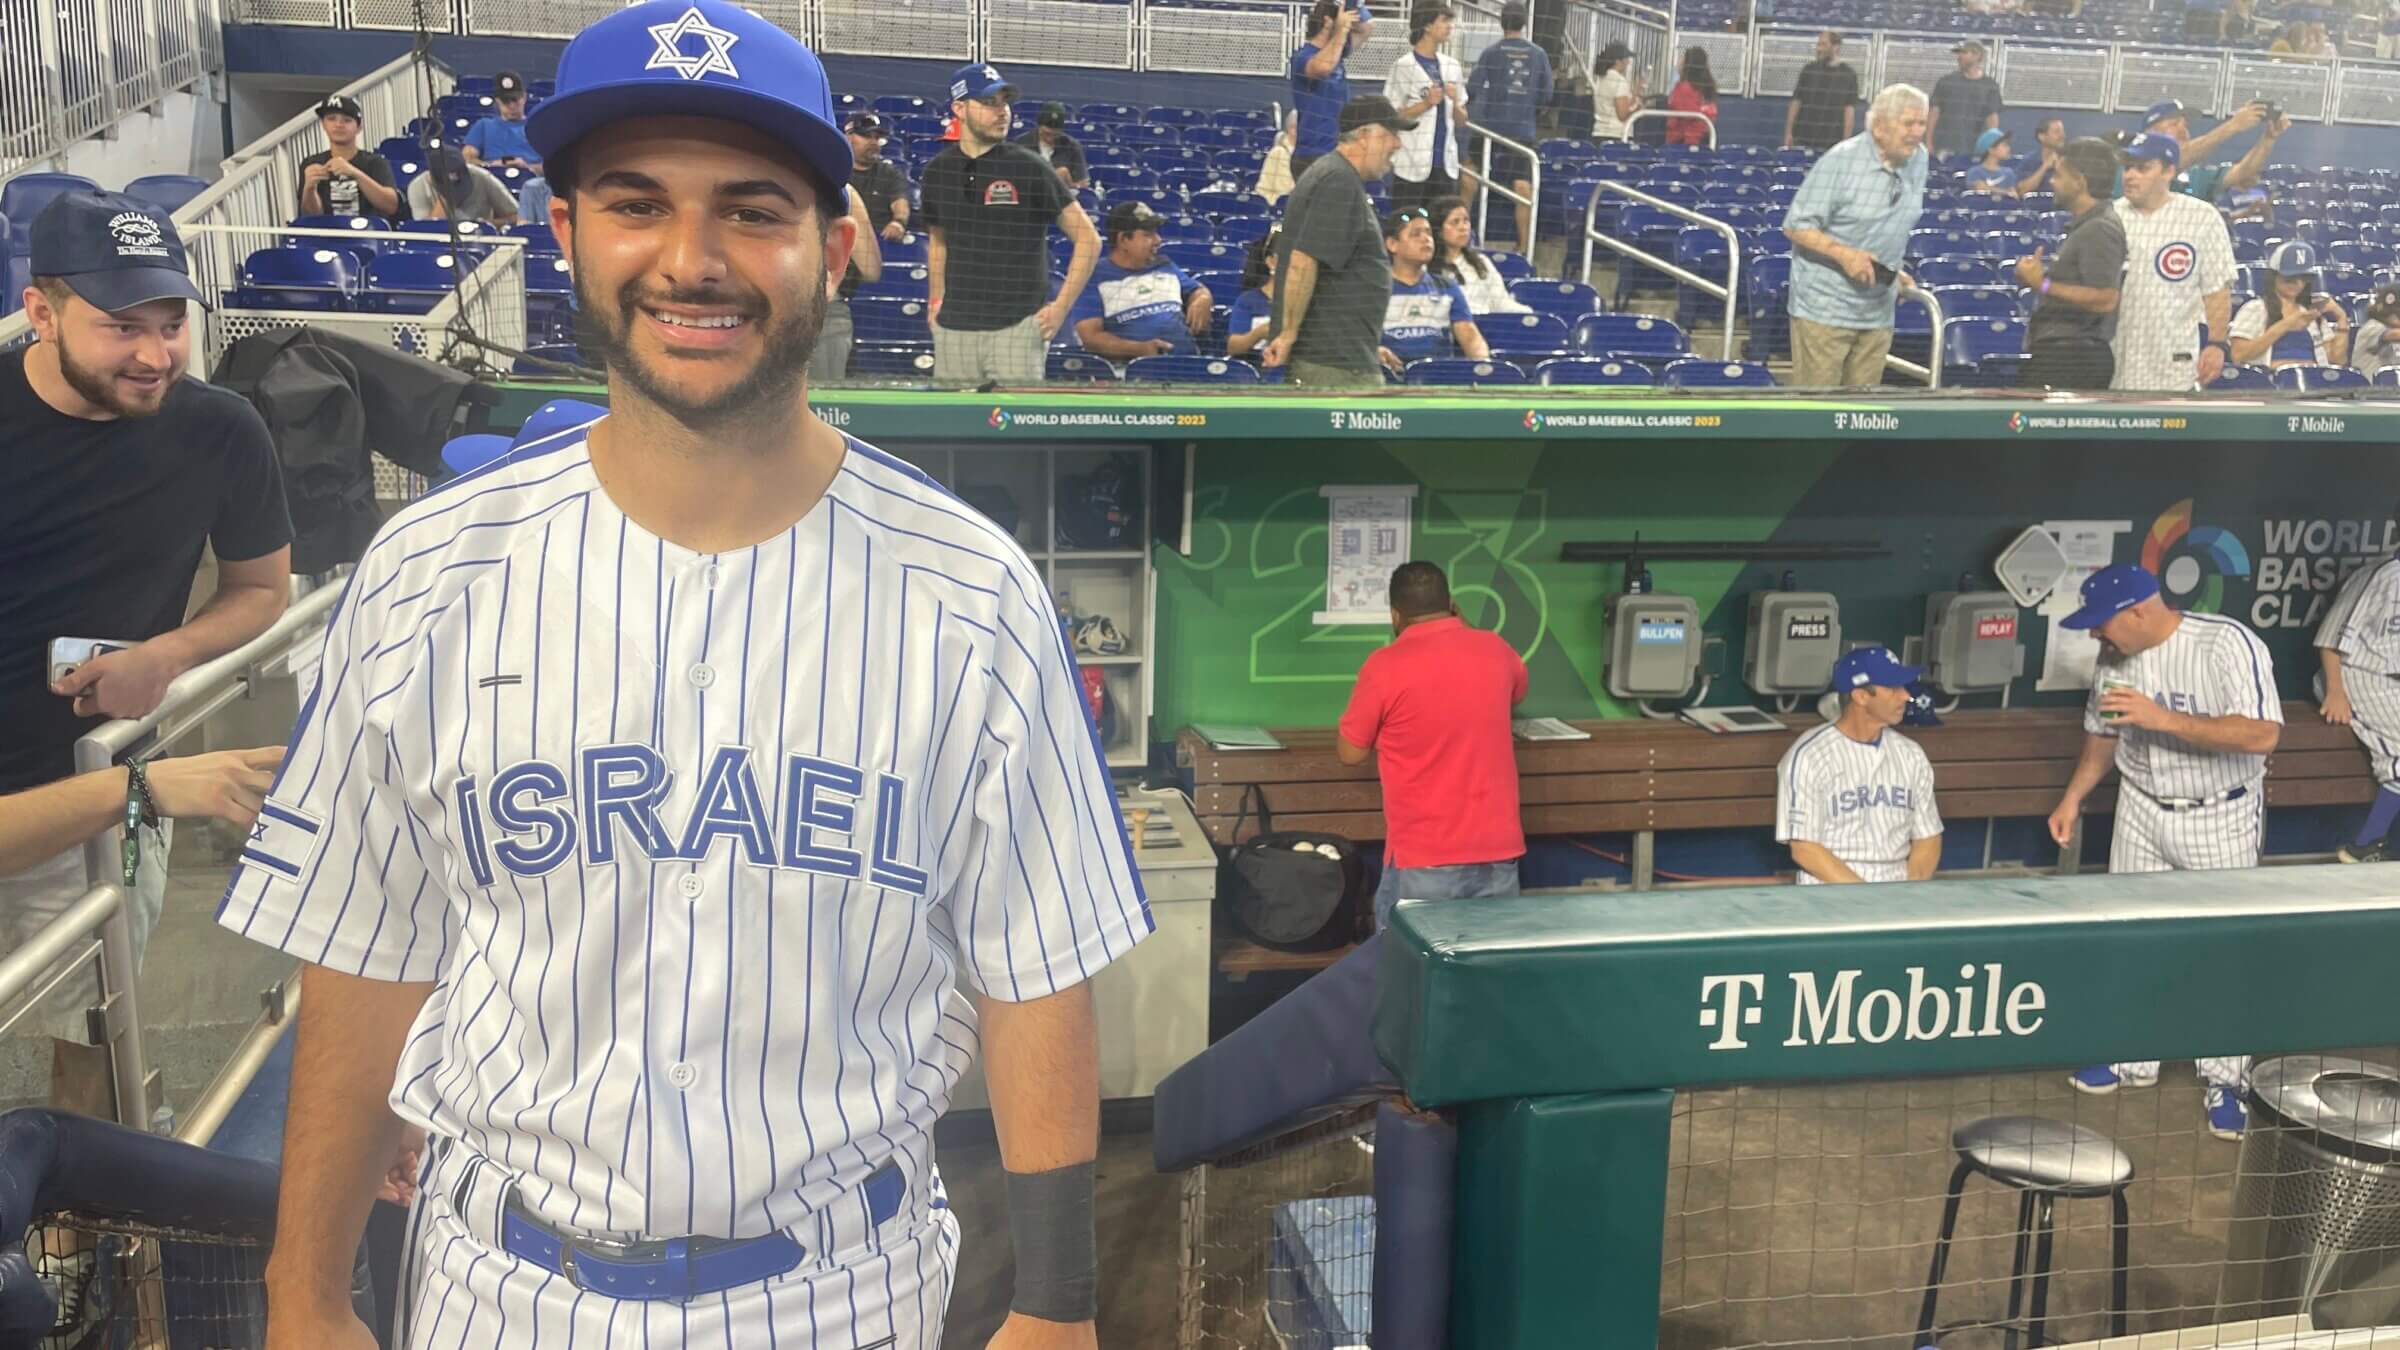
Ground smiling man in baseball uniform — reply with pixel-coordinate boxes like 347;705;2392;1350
223;5;1150;1347
1776;646;1944;885
2046;563;2280;1138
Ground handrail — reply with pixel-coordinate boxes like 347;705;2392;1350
0;884;148;1130
1890;281;1946;389
177;973;299;1147
1466;120;1544;258
1626;107;1718;148
1578;179;1741;361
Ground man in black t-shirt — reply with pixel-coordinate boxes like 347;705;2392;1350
1015;103;1090;188
2015;138;2127;390
919;62;1100;386
846;113;914;243
0;191;292;1123
1264;96;1413;387
1786;31;1860;152
1927;41;2004;158
297;95;401;221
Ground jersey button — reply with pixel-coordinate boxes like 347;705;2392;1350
689;663;715;689
677;873;705;900
667;1061;698;1090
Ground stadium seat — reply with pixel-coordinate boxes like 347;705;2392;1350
1535;357;1652;386
1975;352;2032;387
1573;313;1688;360
1162;242;1244;273
2208;363;2274;391
1178;127;1250;152
523;254;573;316
359;250;462;313
877;233;928;265
1929;285;2021;320
1156;168;1224;198
1124;354;1259;383
1510;279;1604;320
1404;358;1527;386
872;95;932;117
1084;145;1136;172
2273;364;2370;392
230;247;356;310
1147;106;1208;128
122;174;209;213
2375;365;2400;388
1479;311;1573;359
848;343;936;378
1943;319;2028;382
1211;109;1272;130
1662;358;1776;388
1485;251;1533;283
1916;255;2006;289
1142;147;1212;175
1215;217;1273;244
6;172;101;236
856;266;930;301
850;295;933;345
1081;102;1139;122
1189;190;1263;221
508;221;559;250
1046;352;1121;382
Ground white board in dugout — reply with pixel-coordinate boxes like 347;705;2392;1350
1316;484;1417;624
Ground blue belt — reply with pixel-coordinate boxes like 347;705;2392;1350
493;1162;906;1302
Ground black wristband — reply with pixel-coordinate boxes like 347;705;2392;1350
1004;1161;1098;1323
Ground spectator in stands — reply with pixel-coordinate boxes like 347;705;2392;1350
1430;196;1526;314
2305;20;2340;56
1379;206;1492;373
1337;560;1528;930
2014;115;2068;195
3;191;292;1123
2269;18;2308;55
2231;242;2351;370
1291;0;1374;180
1227;227;1281;360
1965;127;2018;195
1782;84;1929;387
2110;133;2235;391
1256;111;1300;204
1387;4;1471;216
298;95;399;221
1017;102;1090;189
1068;202;1213;360
409;145;520;226
1590;41;1642;141
1927;40;2003;159
2017;137;2127;390
516;175;553;227
1265;96;1414;387
2382;0;2400;59
807;186;886;387
846;113;912;242
2145;100;2284;203
1465;4;1551;251
0;749;283;874
1665;47;1719;147
2351;284;2400;375
463;70;541;177
2225;184;2276;228
1786;31;1859;152
921;62;1100;386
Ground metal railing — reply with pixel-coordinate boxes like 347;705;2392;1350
2;0;219;178
1579;179;1741;360
1625;106;1718;147
1468;121;1545;259
1890;280;1945;389
0;884;148;1130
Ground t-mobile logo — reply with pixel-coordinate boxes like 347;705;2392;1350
1698;974;1767;1050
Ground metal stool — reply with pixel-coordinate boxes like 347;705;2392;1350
1916;1116;2134;1349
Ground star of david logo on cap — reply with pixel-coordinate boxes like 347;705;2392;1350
645;5;741;81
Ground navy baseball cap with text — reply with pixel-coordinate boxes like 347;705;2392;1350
1832;645;1922;691
526;0;851;199
2144;98;2189;127
2121;132;2180;168
29;190;207;313
949;63;1014;102
2061;564;2161;630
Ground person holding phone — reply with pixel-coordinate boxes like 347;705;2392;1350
1781;83;1930;387
2350;284;2400;376
2230;241;2351;370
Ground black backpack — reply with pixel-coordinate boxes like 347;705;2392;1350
1219;785;1365;951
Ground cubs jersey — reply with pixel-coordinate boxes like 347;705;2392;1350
1382;272;1472;364
1775;724;1942;883
2110;193;2235;392
219;429;1152;1241
2084;612;2282;800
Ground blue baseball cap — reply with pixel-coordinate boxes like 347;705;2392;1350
948;63;1014;103
2269;240;2320;276
2144;98;2189;127
28;190;206;312
2060;564;2161;631
526;0;851;199
1832;645;1923;692
2122;132;2181;168
1974;127;2010;157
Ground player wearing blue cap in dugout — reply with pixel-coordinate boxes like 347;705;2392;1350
245;5;1147;1349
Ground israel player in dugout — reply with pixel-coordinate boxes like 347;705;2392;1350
1774;646;1943;885
2317;535;2400;863
222;4;1150;1347
2046;564;2281;1139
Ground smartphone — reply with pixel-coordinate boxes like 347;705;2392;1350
1871;259;1897;288
48;637;131;686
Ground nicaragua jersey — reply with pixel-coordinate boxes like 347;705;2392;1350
2084;612;2282;798
1066;257;1199;354
1382;272;1472;364
1775;724;1942;882
2110;193;2235;391
219;426;1151;1240
2320;555;2400;675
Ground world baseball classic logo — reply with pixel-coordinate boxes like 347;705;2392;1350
2154;241;2196;283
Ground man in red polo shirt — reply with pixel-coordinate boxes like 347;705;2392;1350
1337;561;1529;929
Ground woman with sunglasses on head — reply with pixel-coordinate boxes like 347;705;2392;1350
2230;242;2350;371
1428;196;1527;315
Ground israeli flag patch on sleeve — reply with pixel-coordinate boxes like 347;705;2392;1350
241;799;326;885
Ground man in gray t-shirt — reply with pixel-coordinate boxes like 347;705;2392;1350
407;147;521;225
1265;95;1414;388
2015;138;2126;391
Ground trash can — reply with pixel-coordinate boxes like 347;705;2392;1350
2226;1056;2400;1326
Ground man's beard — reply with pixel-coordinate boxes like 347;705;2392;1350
572;263;825;430
57;334;174;418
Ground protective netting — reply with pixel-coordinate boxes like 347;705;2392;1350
1177;1101;1380;1349
20;1216;267;1350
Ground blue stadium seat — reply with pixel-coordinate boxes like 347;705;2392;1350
2208;363;2274;390
1534;356;1652;386
1908;228;1979;260
1662;358;1776;388
877;233;928;266
1160;242;1244;275
1510;279;1604;320
1189;190;1263;221
1047;351;1121;381
1215;216;1273;244
524;253;573;313
1124;354;1259;383
122;174;209;213
2374;365;2400;387
1943;318;2027;381
1479;310;1573;358
1084;144;1137;171
1081;102;1139;122
2;173;97;240
857;265;930;301
2273;364;2370;392
1177;126;1251;153
850;295;933;345
1117;124;1184;149
888;114;945;141
1404;358;1526;386
1929;285;2021;320
1485;251;1533;282
1156;167;1226;198
1141;147;1212;176
1211;109;1273;130
230;247;355;310
1190;270;1242;301
1147;106;1209;128
1573;313;1688;360
359;250;462;313
832;92;864;117
1916;255;2006;289
848;343;936;378
873;95;932;117
1212;149;1268;175
1976;352;2033;387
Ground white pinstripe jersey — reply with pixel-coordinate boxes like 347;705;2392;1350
2318;555;2400;676
2109;193;2235;390
2083;613;2282;799
219;426;1151;1240
1774;724;1942;881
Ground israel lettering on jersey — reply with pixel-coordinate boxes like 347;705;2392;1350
1068;258;1198;354
218;428;1152;1243
1774;725;1942;883
1382;275;1471;364
2083;612;2282;801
